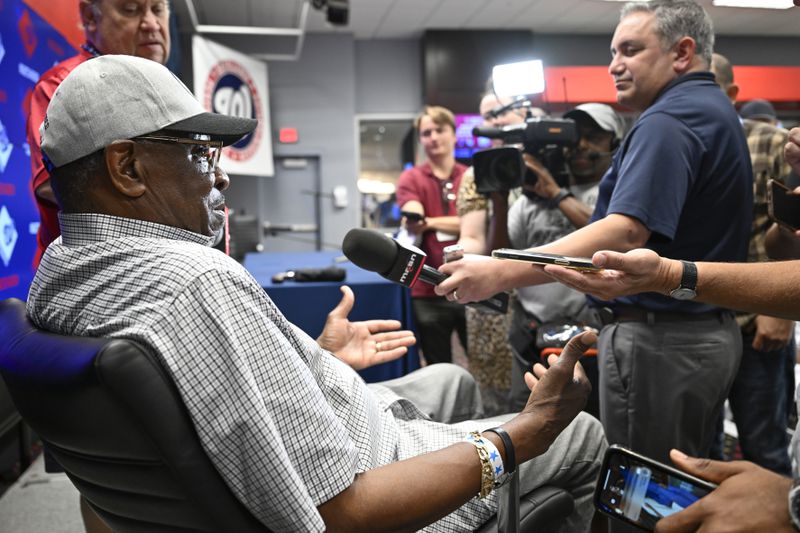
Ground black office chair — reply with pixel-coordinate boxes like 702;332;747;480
0;374;30;474
0;298;573;533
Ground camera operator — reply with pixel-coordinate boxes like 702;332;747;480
507;104;625;414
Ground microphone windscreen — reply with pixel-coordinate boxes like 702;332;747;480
342;228;397;275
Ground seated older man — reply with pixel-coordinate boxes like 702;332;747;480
29;55;606;532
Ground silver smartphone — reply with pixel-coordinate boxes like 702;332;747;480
594;446;717;531
491;248;600;271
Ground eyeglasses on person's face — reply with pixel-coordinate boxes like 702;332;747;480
134;133;222;174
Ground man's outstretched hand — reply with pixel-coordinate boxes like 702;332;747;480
542;248;679;301
509;331;594;461
317;286;416;370
655;450;795;533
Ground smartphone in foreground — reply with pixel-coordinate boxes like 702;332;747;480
767;179;800;231
594;446;716;532
491;248;600;271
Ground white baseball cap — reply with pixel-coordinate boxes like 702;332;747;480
564;103;625;142
40;55;257;168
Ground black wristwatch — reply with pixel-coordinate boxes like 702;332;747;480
788;478;800;530
668;260;698;300
549;188;573;208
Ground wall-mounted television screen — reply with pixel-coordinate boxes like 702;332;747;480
454;114;492;161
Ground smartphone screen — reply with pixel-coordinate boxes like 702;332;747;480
594;446;716;531
491;248;600;271
768;179;800;231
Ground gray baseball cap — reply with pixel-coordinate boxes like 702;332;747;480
563;103;625;142
40;54;257;168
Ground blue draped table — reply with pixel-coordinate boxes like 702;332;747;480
243;250;420;382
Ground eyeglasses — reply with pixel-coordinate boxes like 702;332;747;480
135;134;222;174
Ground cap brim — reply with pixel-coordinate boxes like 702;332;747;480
165;112;258;146
563;109;598;128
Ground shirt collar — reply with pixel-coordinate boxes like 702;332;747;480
58;213;215;247
81;41;103;58
652;71;716;106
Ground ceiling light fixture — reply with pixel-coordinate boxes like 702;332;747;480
712;0;794;8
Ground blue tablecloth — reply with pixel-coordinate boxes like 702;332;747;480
243;250;420;382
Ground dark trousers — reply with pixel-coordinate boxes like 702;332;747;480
711;333;795;475
411;297;466;365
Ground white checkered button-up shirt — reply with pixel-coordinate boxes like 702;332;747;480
28;213;496;532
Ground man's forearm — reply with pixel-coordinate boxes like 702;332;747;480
694;260;800;321
319;440;492;531
557;196;594;229
537;213;651;257
428;216;462;236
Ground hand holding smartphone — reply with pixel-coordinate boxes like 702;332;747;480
768;179;800;231
491;248;601;271
594;446;716;531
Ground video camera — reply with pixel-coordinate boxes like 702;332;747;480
472;117;578;194
471;60;579;194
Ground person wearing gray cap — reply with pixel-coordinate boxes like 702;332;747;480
28;54;606;532
506;103;624;416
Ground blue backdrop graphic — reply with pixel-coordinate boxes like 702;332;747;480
0;1;76;301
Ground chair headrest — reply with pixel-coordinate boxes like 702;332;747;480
0;298;102;385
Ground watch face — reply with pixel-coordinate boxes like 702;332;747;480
670;287;697;300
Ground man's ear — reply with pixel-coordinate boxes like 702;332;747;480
105;140;146;198
673;36;696;72
726;83;740;104
79;0;98;33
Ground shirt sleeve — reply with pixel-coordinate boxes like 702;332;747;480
456;167;488;216
607;112;704;241
149;269;360;532
395;168;420;208
28;76;61;192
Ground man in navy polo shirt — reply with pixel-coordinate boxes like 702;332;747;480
434;0;752;471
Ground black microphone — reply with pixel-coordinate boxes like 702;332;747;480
342;228;508;314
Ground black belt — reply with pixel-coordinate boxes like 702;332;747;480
597;306;729;327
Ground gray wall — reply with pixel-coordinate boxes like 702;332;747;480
225;35;424;251
355;39;423;114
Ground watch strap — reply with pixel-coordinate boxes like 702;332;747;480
789;478;800;530
679;260;698;292
548;188;573;208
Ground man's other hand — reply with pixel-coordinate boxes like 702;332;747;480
752;315;795;352
317;286;416;370
655;450;795;533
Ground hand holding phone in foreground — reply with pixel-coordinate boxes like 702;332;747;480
654;450;794;533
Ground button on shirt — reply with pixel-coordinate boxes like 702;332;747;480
27;213;497;532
